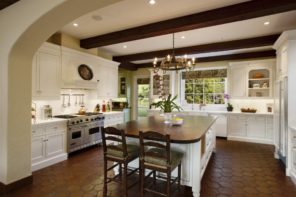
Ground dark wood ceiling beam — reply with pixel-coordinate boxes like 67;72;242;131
113;34;279;62
118;62;138;71
136;50;276;69
0;0;19;10
80;0;296;48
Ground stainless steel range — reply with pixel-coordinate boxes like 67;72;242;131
54;112;104;153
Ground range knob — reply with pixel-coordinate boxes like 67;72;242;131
72;122;75;125
76;121;79;124
91;118;94;121
86;119;89;121
80;120;83;122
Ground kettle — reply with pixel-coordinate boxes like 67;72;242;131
78;105;86;115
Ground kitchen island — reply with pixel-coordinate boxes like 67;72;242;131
114;115;217;197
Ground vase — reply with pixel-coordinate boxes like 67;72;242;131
227;106;233;112
163;112;172;124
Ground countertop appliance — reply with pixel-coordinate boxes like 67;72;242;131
54;112;104;153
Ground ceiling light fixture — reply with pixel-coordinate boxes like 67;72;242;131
153;33;195;73
181;36;186;39
123;45;127;49
264;21;270;26
73;23;78;27
149;0;156;5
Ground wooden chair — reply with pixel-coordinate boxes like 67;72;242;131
102;127;139;197
139;131;183;197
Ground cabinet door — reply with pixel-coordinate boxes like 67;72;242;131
247;116;266;138
292;148;296;172
97;66;118;99
230;66;246;98
37;50;61;98
266;117;274;140
211;114;227;137
32;136;46;164
45;132;66;158
228;115;247;136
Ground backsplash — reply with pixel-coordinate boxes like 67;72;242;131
32;89;107;119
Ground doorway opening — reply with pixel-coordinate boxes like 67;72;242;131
136;78;150;119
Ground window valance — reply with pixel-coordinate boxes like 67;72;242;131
182;69;227;79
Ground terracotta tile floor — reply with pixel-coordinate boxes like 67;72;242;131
3;139;296;197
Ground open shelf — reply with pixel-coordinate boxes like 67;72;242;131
248;69;270;97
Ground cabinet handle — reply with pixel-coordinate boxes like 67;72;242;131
54;127;58;129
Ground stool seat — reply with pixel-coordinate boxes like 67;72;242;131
107;143;139;159
145;148;183;170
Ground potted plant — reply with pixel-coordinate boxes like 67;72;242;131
151;94;182;123
224;94;233;112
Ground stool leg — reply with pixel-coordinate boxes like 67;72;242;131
123;162;128;197
167;169;171;197
153;170;156;185
178;163;181;192
103;159;108;197
140;165;144;197
119;162;122;180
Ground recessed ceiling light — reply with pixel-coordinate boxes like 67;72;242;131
149;0;156;5
73;23;78;27
264;21;270;26
123;45;127;49
181;36;186;39
92;15;103;21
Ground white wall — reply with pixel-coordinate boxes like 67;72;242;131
0;0;121;185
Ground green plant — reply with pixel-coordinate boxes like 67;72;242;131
227;103;233;108
151;94;182;113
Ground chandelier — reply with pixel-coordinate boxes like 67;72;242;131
153;33;196;74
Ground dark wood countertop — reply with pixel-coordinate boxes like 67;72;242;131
113;115;217;144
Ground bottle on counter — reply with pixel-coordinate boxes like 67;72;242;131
106;101;110;112
94;104;100;113
41;105;52;120
102;100;106;112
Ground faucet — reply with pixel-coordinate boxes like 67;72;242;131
199;102;206;111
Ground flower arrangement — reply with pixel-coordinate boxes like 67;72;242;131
224;94;233;112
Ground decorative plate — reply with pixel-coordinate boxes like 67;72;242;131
78;64;93;80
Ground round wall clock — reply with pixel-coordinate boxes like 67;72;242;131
78;64;93;80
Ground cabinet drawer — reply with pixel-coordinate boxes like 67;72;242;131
293;148;296;170
32;126;45;136
46;123;66;134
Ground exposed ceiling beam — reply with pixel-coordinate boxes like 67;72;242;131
80;0;296;48
0;0;19;10
136;50;276;69
118;62;138;71
113;34;279;62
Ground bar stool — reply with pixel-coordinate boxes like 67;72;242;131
139;131;184;197
101;127;140;197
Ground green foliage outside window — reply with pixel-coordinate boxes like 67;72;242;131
184;78;225;104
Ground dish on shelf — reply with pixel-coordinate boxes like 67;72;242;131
241;108;257;113
252;73;264;78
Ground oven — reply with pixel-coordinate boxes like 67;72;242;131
84;121;102;145
68;124;85;152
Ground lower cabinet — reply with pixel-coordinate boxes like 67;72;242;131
31;121;67;171
210;113;227;137
227;114;273;144
290;127;296;182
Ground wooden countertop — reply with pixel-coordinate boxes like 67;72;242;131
114;115;217;144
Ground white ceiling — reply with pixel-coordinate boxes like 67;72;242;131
60;0;296;58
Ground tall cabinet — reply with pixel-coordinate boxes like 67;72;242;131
274;30;296;181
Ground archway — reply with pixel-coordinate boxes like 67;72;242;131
0;0;122;186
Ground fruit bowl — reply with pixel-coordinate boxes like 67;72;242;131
241;108;257;113
172;117;183;125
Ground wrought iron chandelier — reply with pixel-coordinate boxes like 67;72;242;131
153;33;196;73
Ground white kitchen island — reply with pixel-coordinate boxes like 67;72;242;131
115;115;217;197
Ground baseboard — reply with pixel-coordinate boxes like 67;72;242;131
227;136;274;145
32;153;68;172
0;175;33;195
291;171;296;185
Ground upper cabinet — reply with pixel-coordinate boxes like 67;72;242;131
32;43;61;99
229;59;275;99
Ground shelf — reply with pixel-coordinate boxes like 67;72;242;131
249;88;269;90
249;78;269;81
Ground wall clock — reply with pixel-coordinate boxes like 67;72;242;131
78;64;93;80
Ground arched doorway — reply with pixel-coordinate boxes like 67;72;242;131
0;0;122;186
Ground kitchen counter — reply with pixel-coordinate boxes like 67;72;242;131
32;118;68;126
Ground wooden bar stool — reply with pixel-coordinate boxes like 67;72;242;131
139;131;184;197
101;127;139;197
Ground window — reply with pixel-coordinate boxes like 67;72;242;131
182;69;227;105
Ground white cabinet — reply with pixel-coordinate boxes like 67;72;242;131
104;112;124;127
31;121;67;171
228;115;247;136
32;43;61;99
227;114;273;144
210;113;227;137
97;64;119;99
229;59;275;98
229;65;247;98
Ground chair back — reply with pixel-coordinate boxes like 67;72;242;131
139;131;170;166
101;127;128;158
